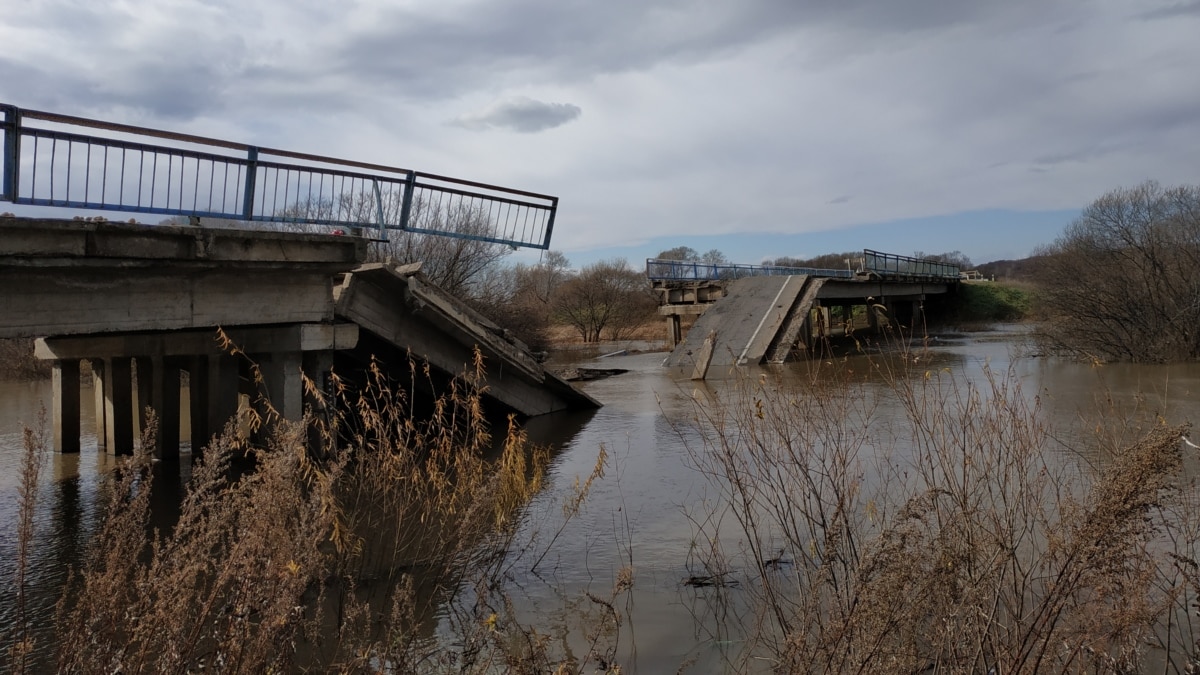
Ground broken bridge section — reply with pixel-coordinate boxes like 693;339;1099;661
334;262;599;418
663;275;825;373
0;217;598;456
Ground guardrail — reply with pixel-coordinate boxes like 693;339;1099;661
648;250;962;283
0;104;556;250
862;249;961;281
646;258;854;281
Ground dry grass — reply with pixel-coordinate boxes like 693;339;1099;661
12;334;1200;673
5;349;628;674
682;352;1200;673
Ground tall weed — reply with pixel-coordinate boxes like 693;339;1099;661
684;355;1198;673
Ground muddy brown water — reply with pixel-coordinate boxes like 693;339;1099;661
3;326;1200;672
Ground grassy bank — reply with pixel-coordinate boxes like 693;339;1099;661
944;280;1034;325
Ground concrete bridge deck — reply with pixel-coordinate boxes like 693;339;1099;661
661;272;955;377
0;216;597;455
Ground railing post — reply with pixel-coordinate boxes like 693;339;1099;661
398;171;416;232
369;179;384;239
242;146;259;220
1;105;20;202
541;196;558;250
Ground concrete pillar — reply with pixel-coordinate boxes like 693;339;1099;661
814;304;830;339
867;298;885;332
135;357;153;446
52;359;81;453
303;350;334;453
91;359;107;453
207;355;241;440
143;356;183;460
666;315;682;348
103;357;134;455
188;356;210;453
258;351;304;422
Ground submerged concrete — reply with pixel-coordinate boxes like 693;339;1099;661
664;275;815;372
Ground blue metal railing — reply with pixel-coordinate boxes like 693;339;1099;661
646;258;854;281
0;104;557;250
862;249;961;281
647;250;962;283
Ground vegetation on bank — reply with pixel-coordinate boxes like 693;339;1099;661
8;344;1200;672
944;281;1034;325
7;353;620;673
1033;181;1200;363
0;339;48;380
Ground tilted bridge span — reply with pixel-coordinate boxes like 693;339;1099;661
0;104;594;457
647;253;962;377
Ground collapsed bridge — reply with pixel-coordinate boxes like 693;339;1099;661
649;252;961;377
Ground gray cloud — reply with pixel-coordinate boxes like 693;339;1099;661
452;97;581;133
1138;1;1200;20
2;0;1200;262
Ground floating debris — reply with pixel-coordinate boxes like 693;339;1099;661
558;367;629;382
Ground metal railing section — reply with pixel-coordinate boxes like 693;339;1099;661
0;104;556;250
862;249;961;281
646;258;854;281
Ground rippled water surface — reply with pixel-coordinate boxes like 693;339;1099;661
3;328;1200;672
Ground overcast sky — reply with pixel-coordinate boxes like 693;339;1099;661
3;0;1199;266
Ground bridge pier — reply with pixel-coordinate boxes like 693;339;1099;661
37;324;358;456
102;357;135;454
666;315;682;349
51;359;81;454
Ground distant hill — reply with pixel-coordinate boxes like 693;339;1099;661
975;255;1049;282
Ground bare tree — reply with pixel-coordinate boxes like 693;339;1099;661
767;251;861;271
553;259;655;342
272;189;513;298
913;250;974;270
1035;181;1200;362
466;251;573;350
655;246;700;261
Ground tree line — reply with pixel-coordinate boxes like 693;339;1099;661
167;179;1200;361
1033;181;1200;362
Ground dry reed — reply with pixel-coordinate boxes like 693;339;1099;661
683;352;1199;673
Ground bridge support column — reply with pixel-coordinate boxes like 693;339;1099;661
666;315;682;348
91;359;107;453
256;351;305;424
303;351;334;451
52;359;81;453
839;304;854;334
135;357;152;446
867;299;886;332
207;355;241;442
137;356;182;459
102;357;135;455
188;357;210;453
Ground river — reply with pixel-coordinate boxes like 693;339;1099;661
2;326;1199;672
